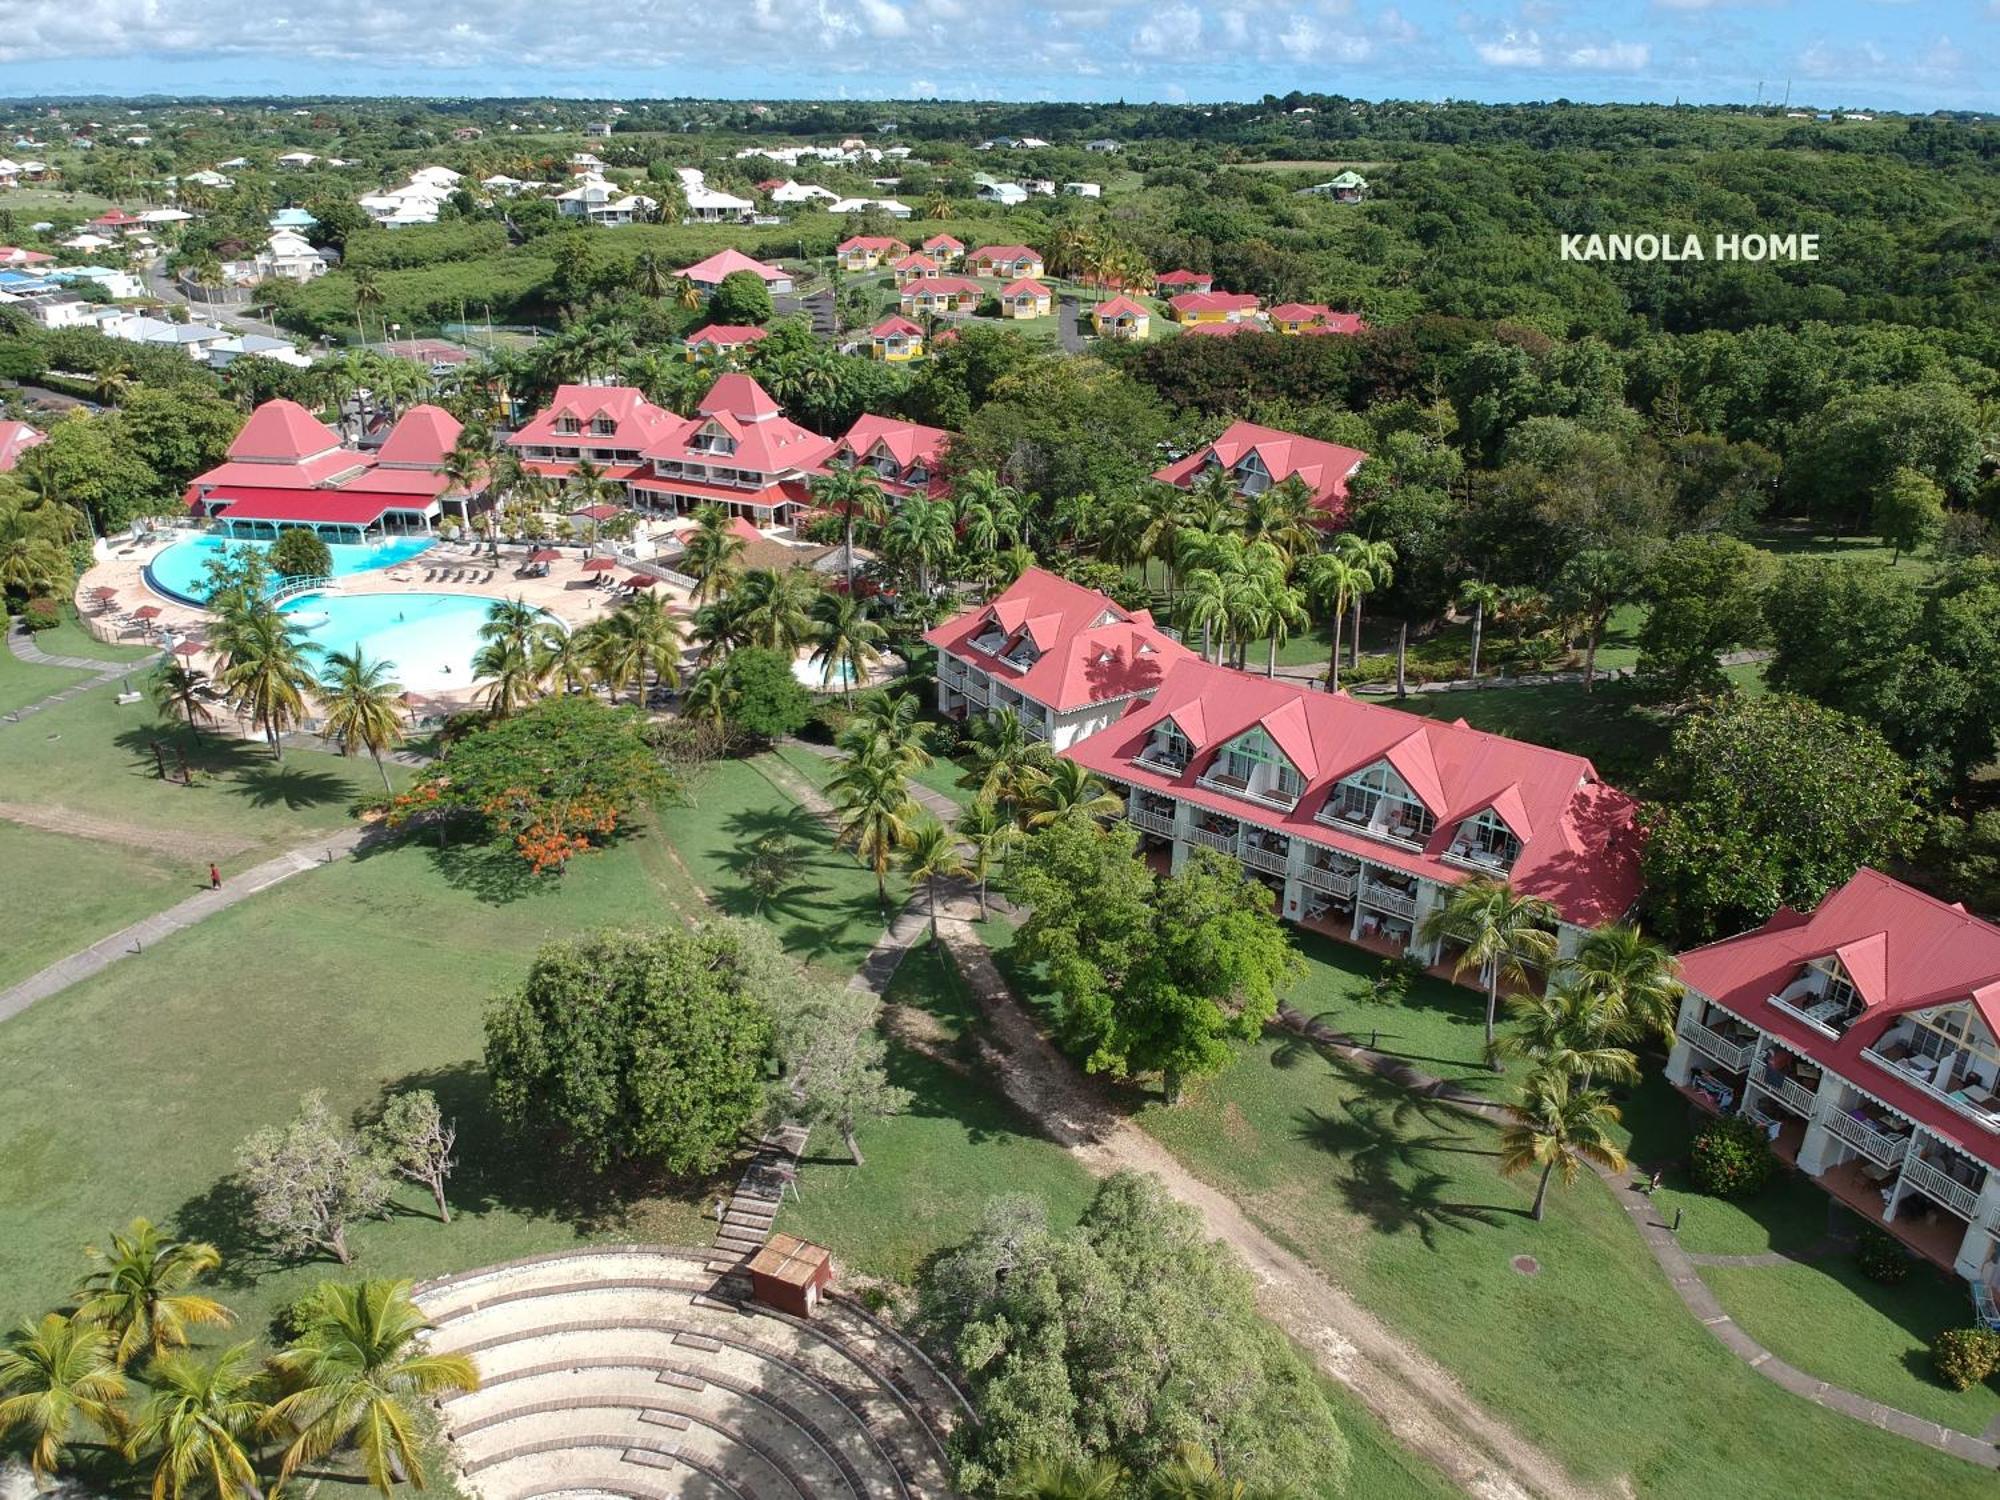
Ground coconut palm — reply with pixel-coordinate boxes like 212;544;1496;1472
837;688;935;773
268;1279;479;1495
1458;579;1503;680
470;637;539;716
829;743;919;907
1303;553;1368;689
1021;758;1122;829
0;1312;130;1480
1419;877;1561;1065
955;799;1018;920
1565;922;1684;1052
734;566;819;652
999;1455;1128;1500
881;495;955;597
634;249;670;300
564;458;625;542
150;659;216;741
680;665;731;729
531;621;594;696
810;459;887;592
1178;565;1232;663
132;1343;272;1500
349;271;385;342
675;275;701;312
216;607;315;759
1239;475;1318;564
1500;1069;1628;1221
1256;578;1309;676
316;648;405;794
478;596;543;656
1334;533;1396;668
1495;981;1641;1088
957;707;1050;817
74;1219;231;1370
603;591;684;700
810;591;885;694
680;505;748;602
901;813;966;941
0;526;66;595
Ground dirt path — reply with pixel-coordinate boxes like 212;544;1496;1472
0;801;258;862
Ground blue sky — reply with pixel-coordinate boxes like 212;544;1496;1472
0;1;1992;113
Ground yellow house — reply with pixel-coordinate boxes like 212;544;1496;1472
869;315;925;362
901;277;983;317
1091;295;1150;340
1167;291;1261;325
836;234;908;272
1001;278;1052;319
891;251;940;285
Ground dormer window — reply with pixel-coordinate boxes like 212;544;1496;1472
1139;721;1193;774
556;415;580;435
1201;727;1306;809
1001;634;1040;670
907;464;928;484
969;616;1010;656
591;416;615;436
1233;452;1273;496
1451;809;1522;870
1322;762;1435;846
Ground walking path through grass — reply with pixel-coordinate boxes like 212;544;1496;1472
2;618;136;722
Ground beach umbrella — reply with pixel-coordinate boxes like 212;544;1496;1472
581;556;617;572
90;586;119;600
529;547;561;564
132;605;163;620
170;640;205;657
573;503;622;522
624;575;657;590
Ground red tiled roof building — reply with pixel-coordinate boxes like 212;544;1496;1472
1153;420;1369;526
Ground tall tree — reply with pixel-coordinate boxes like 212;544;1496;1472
73;1219;231;1369
1499;1069;1628;1222
235;1092;392;1267
810;459;887;592
132;1344;272;1500
1420;878;1561;1065
316;648;405;793
830;743;920;907
0;1313;130;1481
901;814;967;941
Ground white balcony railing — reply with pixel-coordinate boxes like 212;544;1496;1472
1902;1155;1982;1221
960;679;989;706
1188;825;1238;855
1862;1046;2000;1135
1763;1073;1818;1119
1240;843;1289;876
1300;864;1357;898
1132;751;1189;778
1683;1018;1755;1074
1768;990;1846;1040
1128;806;1176;837
1195;772;1299;813
1823;1110;1910;1170
1359;883;1417;920
1023;717;1050;742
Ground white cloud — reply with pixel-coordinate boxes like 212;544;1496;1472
1567;40;1649;70
856;0;910;37
907;77;938;96
1476;29;1545;66
1132;3;1202;56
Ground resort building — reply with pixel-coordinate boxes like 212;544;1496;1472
900;277;984;317
968;244;1045;280
507;384;682;485
1667;870;2000;1289
867;315;925;362
1064;654;1643;963
0;419;45;471
999;279;1052;318
891;252;941;284
1168;290;1262;325
183;401;481;545
676;249;795;296
921;234;965;265
926;566;1196;750
836;235;909;271
1091;295;1151;339
627;373;835;527
830;414;952;501
1268;303;1368;336
683;324;769;360
1156;269;1212;295
1154;421;1369;526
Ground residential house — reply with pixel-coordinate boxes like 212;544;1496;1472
900;276;983;318
922;233;964;265
257;229;326;282
830;413;952;501
1025;179;1057;196
1666;869;2000;1288
269;207;318;232
836;235;909;271
1064;653;1642;963
584;121;614;138
969;244;1045;280
676;249;794;295
181;169;234;188
867;314;925;362
1303;171;1369;203
770;180;839;205
1154;420;1368;526
1063;182;1102;198
1091;295;1150;340
999;279;1051;318
891;251;940;284
625;373;835;527
205;333;313;371
925;567;1197;750
1155;269;1212;295
0;419;45;472
556;178;659;227
1267;303;1368;336
829;197;912;218
46;264;144;299
976;181;1028;206
1167;290;1261;325
683;183;755;224
275;152;320;169
1084;139;1122;153
0;247;52;267
683;324;769;361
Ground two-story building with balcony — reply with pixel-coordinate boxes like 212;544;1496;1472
626;373;835;528
924;568;1196;750
829;414;952;502
1666;869;2000;1292
836;235;909;271
1153;421;1369;528
1063;656;1643;968
505;385;682;490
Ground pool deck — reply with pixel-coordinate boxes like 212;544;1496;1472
75;534;692;709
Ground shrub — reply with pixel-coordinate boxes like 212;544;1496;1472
1371;956;1424;1004
269;527;333;580
1687;1115;1775;1198
19;595;61;632
1856;1229;1911;1285
1932;1328;2000;1391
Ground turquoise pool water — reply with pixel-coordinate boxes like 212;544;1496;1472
280;591;498;694
147;534;435;605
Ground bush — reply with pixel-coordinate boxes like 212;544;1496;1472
18;596;62;632
1932;1328;2000;1391
269;527;333;580
1856;1229;1911;1284
1371;956;1424;1004
725;646;812;742
1687;1115;1775;1198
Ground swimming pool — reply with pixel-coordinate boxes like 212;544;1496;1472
146;534;436;606
280;591;499;694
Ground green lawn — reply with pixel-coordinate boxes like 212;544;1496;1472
0;639;91;714
0;820;196;990
38;609;165;665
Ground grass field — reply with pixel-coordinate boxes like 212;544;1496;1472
0;820;195;989
0;639;91;714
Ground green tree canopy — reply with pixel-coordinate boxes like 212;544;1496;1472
710;269;775;326
1634;533;1772;702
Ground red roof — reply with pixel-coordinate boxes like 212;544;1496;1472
701;372;781;421
891;252;938;272
1156;269;1211;288
1154;421;1369;522
871;315;924;338
1678;869;2000;1171
922;234;964;252
727;516;767;543
375;404;460;467
629;473;812;511
838;235;909;255
924;566;1196;715
1095;295;1149;320
903;277;983;300
1169;291;1261;318
970;244;1041;265
227;399;343;463
1268;302;1367;335
676;248;788;286
1065;655;1643;927
508;385;682;454
685;324;769;348
646;375;834;476
200;490;425;526
1001;279;1050;299
835;414;952;477
0;420;45;472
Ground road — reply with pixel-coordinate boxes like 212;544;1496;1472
140;256;282;337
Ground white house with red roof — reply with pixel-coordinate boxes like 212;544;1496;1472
628;373;835;527
1155;269;1212;294
676;248;794;295
507;385;682;484
683;324;768;360
1064;653;1643;962
0;419;45;472
1154;421;1369;526
921;233;964;265
999;279;1051;318
836;235;909;271
925;567;1196;750
968;245;1045;280
900;277;983;317
1268;302;1368;336
1667;870;2000;1287
831;414;952;501
181;401;477;551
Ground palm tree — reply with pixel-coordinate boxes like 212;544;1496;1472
531;621;594;696
479;596;543;656
132;1343;272;1500
1420;877;1560;1065
150;659;216;741
470;637;539;716
837;688;935;773
1021;758;1122;828
1257;578;1309;677
1335;533;1396;668
74;1219;231;1370
680;505;748;602
634;249;670;300
1495;981;1641;1088
603;590;684;700
810;459;887;592
269;1280;479;1496
1500;1069;1628;1221
349;270;385;343
881;495;955;598
957;707;1049;817
1304;553;1368;689
735;566;819;652
217;607;315;759
680;665;731;729
901;814;966;941
955;799;1017;920
1565;922;1683;1053
1000;1454;1128;1500
829;743;919;907
810;591;885;694
1179;565;1232;664
0;1312;130;1480
316;648;405;793
674;274;701;312
1458;579;1503;680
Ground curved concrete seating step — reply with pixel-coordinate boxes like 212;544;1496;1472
448;1400;806;1500
448;1372;856;1500
468;1437;747;1500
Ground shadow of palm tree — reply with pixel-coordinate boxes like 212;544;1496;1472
230;762;356;812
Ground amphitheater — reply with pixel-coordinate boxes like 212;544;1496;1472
414;1246;970;1500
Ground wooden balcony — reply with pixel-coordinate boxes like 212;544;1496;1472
1359;883;1417;920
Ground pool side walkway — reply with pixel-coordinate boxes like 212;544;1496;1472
3;620;139;729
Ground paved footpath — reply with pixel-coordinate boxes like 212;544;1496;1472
2;620;143;730
0;826;367;1024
